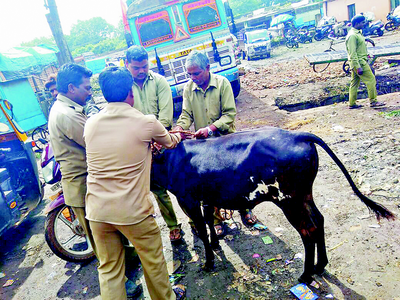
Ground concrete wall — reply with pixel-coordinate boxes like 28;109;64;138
325;0;391;22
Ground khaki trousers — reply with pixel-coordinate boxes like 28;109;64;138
349;63;377;106
71;206;98;259
90;216;175;300
151;183;181;231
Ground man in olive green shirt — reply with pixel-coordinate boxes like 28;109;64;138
126;45;182;242
345;15;385;109
174;51;258;236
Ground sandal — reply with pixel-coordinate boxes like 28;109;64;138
169;228;182;242
173;284;186;300
241;210;258;226
214;223;226;238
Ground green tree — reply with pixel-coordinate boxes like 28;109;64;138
21;36;56;47
69;17;116;49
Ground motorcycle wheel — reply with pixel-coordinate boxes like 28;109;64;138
45;204;95;263
377;29;384;36
314;33;323;41
385;21;396;31
285;41;294;49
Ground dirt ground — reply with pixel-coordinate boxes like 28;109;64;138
1;34;400;300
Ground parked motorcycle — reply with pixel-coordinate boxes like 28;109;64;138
330;21;351;38
285;33;299;48
314;24;333;41
385;10;400;31
295;27;313;44
362;20;384;37
42;142;95;263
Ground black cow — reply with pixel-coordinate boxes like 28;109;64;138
151;127;395;284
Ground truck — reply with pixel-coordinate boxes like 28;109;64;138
242;28;271;60
125;0;241;111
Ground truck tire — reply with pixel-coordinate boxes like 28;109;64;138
231;79;241;99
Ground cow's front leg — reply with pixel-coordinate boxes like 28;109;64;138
203;204;221;250
299;236;316;284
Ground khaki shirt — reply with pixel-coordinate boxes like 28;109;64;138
84;103;181;225
48;94;87;207
132;70;173;129
345;28;368;70
176;73;236;134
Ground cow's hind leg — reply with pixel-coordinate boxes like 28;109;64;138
279;194;327;284
181;202;215;271
203;204;221;250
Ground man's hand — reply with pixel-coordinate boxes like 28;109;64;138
171;125;187;140
194;127;209;139
172;125;183;132
357;68;363;75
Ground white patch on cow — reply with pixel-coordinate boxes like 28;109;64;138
248;180;269;201
250;176;254;183
247;179;288;202
268;179;287;201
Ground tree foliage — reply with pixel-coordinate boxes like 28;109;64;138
22;17;127;58
229;0;303;18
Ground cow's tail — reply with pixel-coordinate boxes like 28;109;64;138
303;133;396;221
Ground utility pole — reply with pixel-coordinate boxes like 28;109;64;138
44;0;74;66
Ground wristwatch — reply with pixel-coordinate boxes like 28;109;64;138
206;126;213;136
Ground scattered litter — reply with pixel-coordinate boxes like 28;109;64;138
266;254;282;263
262;236;273;245
252;253;261;258
349;224;362;232
188;253;199;263
357;215;371;220
3;279;14;287
328;240;346;252
169;273;184;284
368;224;381;228
229;223;237;229
310;280;320;289
294;253;303;260
253;223;268;230
325;294;334;299
0;272;5;278
251;230;260;236
332;125;344;132
290;283;319;300
167;260;181;274
82;287;88;294
285;259;294;265
275;227;284;232
225;234;234;241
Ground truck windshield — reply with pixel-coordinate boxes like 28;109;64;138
247;31;269;43
183;0;221;34
136;10;174;47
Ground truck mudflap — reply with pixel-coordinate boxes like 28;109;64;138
171;66;240;99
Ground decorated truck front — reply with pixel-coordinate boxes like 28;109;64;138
126;0;240;106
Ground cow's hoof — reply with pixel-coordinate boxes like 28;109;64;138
314;265;326;276
211;243;221;251
298;273;314;285
200;262;215;272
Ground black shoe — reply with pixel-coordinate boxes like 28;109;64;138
126;279;142;299
348;104;363;109
370;101;385;108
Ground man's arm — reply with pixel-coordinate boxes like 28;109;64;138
156;76;174;129
152;119;182;149
346;35;362;72
65;113;87;148
212;78;236;132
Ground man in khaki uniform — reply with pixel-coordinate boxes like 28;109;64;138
48;63;97;258
125;45;182;242
84;66;185;300
174;51;258;237
48;63;140;298
345;14;385;109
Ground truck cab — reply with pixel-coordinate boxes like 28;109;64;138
243;29;271;61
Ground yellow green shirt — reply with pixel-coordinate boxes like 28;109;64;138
132;70;173;129
177;73;236;134
345;28;368;70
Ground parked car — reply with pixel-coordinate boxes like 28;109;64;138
242;29;271;60
0;100;43;237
